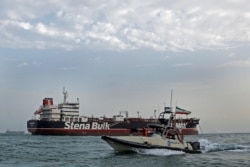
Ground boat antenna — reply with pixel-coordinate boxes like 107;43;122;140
157;104;160;116
198;124;204;135
170;89;173;112
167;89;174;127
162;90;174;138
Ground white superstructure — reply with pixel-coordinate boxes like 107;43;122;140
34;88;80;122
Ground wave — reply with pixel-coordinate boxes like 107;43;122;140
118;138;250;156
135;148;185;156
199;138;250;153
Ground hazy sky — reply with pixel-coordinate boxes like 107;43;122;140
1;0;250;133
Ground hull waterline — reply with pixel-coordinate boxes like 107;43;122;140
28;128;131;136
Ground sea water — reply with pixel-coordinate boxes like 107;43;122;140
0;133;250;167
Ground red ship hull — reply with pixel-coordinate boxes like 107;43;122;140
27;119;199;136
181;128;199;135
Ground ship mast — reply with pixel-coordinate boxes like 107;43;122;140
63;87;68;103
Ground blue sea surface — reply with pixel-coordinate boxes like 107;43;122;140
0;133;250;167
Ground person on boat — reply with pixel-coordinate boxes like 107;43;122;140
166;129;176;139
143;128;148;136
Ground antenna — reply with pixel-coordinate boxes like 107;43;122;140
170;89;173;112
167;89;174;127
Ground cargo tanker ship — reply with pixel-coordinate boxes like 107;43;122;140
27;89;200;136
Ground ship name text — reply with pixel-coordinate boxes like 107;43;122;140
64;122;110;129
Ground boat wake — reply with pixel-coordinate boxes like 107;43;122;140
134;148;185;156
129;138;250;156
199;139;250;153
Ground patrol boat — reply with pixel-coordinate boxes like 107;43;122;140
101;109;201;154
